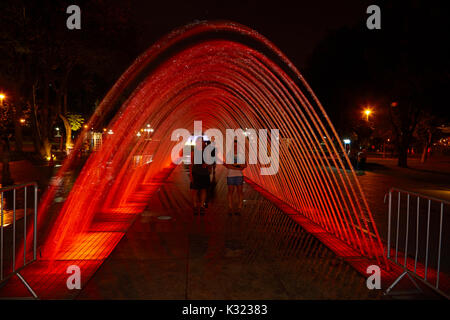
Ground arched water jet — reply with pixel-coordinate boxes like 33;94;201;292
30;21;386;267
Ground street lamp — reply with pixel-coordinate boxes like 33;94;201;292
364;108;372;121
0;93;5;106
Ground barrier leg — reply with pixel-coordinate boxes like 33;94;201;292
16;273;38;299
385;271;423;296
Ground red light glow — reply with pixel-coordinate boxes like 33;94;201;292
18;22;387;289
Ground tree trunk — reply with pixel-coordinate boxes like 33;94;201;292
36;72;55;160
42;137;51;159
31;95;52;160
397;137;409;168
420;131;432;163
59;114;73;150
30;102;42;156
420;146;427;163
30;83;48;160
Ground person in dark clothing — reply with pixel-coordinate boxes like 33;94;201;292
203;139;217;209
209;137;216;178
189;136;211;215
357;148;367;170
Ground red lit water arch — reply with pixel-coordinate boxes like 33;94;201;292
32;21;387;267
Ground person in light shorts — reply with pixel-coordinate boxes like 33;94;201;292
224;139;247;216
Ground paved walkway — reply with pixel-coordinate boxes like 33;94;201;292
76;165;380;299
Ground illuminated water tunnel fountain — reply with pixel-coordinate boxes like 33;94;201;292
26;21;387;283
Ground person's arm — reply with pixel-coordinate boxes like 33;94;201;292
189;153;194;181
235;155;247;170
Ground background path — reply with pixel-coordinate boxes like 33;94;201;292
77;165;381;299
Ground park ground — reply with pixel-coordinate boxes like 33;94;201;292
0;156;448;299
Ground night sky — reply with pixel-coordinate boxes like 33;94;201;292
2;0;448;122
69;0;377;79
125;0;373;69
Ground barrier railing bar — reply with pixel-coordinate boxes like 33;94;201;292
23;186;27;265
33;185;37;261
387;191;392;259
415;197;419;273
12;189;16;272
404;194;410;268
0;182;38;193
395;191;400;263
0;192;3;281
436;202;443;289
389;187;450;206
16;273;38;299
424;199;431;281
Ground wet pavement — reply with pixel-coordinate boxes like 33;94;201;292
77;165;381;299
1;160;57;228
2;156;448;299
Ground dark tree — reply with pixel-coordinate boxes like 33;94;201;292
0;0;136;161
305;1;449;167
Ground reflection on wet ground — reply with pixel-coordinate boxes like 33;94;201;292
78;166;381;299
2;157;448;299
356;158;450;277
0;162;78;281
0;161;70;227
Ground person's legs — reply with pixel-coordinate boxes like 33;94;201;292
227;185;235;213
204;174;211;208
236;184;243;214
191;189;199;214
200;189;207;205
199;188;207;215
193;189;200;205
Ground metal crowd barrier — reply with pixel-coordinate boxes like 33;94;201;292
0;182;38;299
385;187;449;298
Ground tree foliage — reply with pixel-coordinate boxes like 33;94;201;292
0;0;136;158
66;113;85;131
